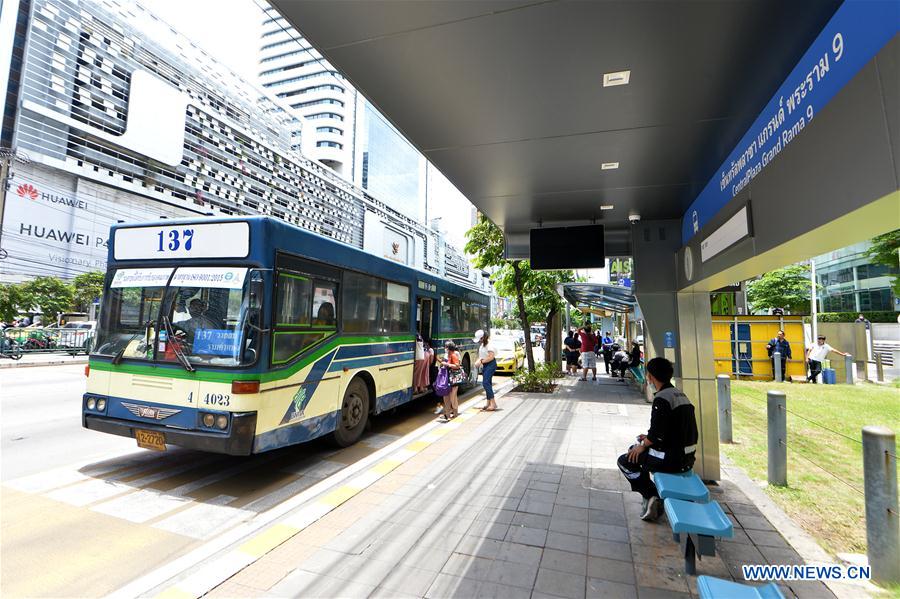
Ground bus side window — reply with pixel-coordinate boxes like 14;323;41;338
384;282;410;333
277;273;312;326
342;271;382;333
312;282;337;327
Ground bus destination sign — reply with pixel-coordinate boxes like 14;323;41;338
114;221;250;260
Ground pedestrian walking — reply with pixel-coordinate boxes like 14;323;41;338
766;330;792;382
563;329;581;375
601;331;614;374
617;357;698;521
473;329;498;411
577;324;598;381
806;335;849;383
436;341;464;421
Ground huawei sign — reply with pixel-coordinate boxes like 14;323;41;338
16;184;38;200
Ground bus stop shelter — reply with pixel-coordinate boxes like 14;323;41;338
270;0;900;479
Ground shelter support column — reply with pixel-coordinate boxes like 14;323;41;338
675;291;720;480
632;219;720;480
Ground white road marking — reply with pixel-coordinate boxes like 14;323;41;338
92;489;192;523
153;495;252;540
281;459;345;478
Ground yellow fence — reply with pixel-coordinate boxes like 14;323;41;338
712;315;806;381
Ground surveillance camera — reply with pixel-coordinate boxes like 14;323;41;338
628;213;641;224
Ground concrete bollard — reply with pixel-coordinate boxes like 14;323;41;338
767;390;787;487
844;354;855;385
862;426;899;586
717;374;732;444
773;351;783;383
875;353;884;383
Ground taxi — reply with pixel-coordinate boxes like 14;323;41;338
493;337;525;373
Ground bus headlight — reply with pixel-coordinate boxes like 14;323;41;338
216;415;228;430
202;413;215;427
87;398;96;410
97;399;106;411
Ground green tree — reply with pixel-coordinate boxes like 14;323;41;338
19;276;75;323
747;265;815;314
0;283;23;323
465;215;576;371
866;229;899;295
71;271;105;312
465;215;538;370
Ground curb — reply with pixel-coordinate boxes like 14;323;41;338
110;379;515;599
0;356;89;368
720;456;881;598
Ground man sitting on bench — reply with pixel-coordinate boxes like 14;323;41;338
617;357;699;521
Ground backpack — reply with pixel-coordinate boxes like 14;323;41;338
434;366;451;397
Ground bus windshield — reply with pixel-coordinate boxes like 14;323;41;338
93;267;261;367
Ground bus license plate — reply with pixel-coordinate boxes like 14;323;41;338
135;430;166;451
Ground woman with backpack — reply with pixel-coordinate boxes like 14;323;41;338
436;341;464;421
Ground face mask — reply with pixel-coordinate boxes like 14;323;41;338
648;380;658;394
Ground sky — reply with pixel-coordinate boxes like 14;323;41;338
149;0;475;251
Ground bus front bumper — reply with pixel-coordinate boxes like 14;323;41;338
83;412;258;456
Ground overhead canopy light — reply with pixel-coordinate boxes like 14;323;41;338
601;162;619;170
603;70;630;87
600;205;614;210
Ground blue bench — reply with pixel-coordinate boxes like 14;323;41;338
655;470;710;503
664;498;733;575
628;364;645;384
697;576;785;599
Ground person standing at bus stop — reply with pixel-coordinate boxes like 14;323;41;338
766;330;792;382
577;324;598;381
601;331;614;374
473;329;498;411
564;329;581;375
437;341;463;420
806;335;849;383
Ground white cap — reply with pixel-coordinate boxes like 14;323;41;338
472;329;485;343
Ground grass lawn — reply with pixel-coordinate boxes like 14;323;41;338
721;380;899;559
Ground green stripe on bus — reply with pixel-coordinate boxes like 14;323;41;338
89;334;414;385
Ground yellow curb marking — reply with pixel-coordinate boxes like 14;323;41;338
404;440;431;452
154;586;195;599
238;523;301;557
370;459;403;475
319;484;361;507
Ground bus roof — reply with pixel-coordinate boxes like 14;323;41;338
108;216;487;301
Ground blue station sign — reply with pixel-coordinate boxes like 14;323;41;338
682;0;900;243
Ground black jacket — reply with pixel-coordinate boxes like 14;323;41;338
647;385;699;472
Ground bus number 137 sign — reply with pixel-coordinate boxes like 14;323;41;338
114;221;250;260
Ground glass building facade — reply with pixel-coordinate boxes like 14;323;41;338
360;103;424;222
814;241;898;312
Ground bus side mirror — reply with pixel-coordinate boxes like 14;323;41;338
249;280;263;310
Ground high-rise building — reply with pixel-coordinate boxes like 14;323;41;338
258;7;354;176
0;0;489;296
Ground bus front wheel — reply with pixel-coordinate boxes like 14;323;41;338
334;378;369;447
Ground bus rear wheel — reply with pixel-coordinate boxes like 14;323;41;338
334;378;369;447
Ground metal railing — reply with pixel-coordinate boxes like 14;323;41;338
1;326;94;357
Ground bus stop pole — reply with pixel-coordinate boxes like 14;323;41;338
767;390;787;486
844;354;855;385
862;426;899;585
717;374;732;443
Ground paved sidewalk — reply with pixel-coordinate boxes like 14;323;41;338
203;375;843;599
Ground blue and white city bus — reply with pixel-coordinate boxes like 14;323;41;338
83;216;489;454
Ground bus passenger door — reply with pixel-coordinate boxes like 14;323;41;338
417;298;433;341
414;298;434;392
